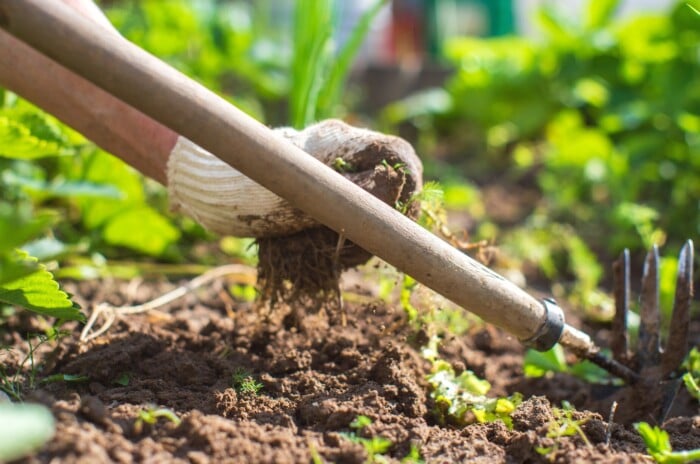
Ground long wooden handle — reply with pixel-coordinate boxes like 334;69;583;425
0;0;563;347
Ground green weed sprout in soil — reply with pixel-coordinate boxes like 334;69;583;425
231;368;264;396
682;347;700;400
635;422;700;464
133;406;181;435
535;402;592;457
340;415;414;464
427;358;522;428
0;330;69;401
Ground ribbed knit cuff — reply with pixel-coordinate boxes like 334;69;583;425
166;133;316;237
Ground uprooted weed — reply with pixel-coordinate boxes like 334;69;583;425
255;227;371;314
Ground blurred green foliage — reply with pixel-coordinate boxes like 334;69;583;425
0;0;381;323
387;0;699;308
104;0;281;122
105;0;382;127
2;0;697;323
289;0;387;127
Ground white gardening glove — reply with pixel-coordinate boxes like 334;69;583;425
166;119;423;238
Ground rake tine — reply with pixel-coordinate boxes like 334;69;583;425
638;246;661;371
611;249;630;363
661;240;694;378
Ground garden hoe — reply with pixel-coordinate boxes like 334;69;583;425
1;0;694;422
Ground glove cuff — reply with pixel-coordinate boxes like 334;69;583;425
166;134;316;237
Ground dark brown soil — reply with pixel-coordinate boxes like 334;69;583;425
3;274;699;463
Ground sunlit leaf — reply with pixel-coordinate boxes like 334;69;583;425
585;0;620;30
102;206;180;256
0;107;70;159
0;251;84;322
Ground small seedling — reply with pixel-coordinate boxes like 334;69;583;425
332;157;355;173
400;444;424;464
399;274;419;323
40;373;89;385
231;368;264;396
427;359;522;428
536;402;591;456
341;415;393;464
133;406;181;435
229;283;257;303
350;415;373;429
0;330;62;401
635;422;700;464
113;372;130;387
308;440;326;464
682;347;700;401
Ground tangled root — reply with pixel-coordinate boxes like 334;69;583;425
256;227;370;311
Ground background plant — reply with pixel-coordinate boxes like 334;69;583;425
635;422;700;464
385;0;700;309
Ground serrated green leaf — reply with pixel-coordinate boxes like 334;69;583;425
0;253;84;322
0;107;68;159
0;403;55;461
0;250;40;286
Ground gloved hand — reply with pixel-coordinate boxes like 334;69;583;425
167;119;423;238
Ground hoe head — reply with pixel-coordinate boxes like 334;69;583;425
591;240;695;424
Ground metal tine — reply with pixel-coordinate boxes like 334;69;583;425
638;245;662;371
611;249;630;363
661;240;694;378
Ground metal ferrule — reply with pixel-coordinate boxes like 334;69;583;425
520;298;565;351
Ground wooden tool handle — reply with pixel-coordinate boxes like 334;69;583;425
0;0;561;347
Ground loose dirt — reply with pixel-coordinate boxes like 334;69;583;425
3;274;699;463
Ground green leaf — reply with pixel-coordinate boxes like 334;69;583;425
290;0;334;127
0;107;69;159
21;237;85;262
102;206;180;256
634;422;700;463
523;345;568;377
40;373;90;384
316;0;389;118
0;403;55;462
350;415;373;430
0;249;41;287
77;151;145;229
427;359;521;427
585;0;620;30
524;345;612;383
0;252;84;322
683;373;700;401
0;206;56;255
2;171;123;199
